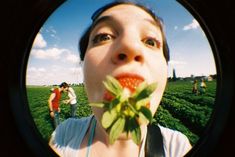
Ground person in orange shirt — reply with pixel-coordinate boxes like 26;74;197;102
48;82;69;128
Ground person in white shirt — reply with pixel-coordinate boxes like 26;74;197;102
63;86;77;118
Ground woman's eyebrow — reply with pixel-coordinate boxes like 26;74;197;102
144;18;161;28
91;16;116;29
90;15;161;33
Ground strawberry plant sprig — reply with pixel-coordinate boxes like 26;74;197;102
89;75;157;145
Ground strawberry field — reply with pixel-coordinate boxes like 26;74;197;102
27;80;216;145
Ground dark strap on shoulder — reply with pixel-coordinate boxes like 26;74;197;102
145;124;165;157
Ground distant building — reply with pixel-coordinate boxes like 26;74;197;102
173;68;177;81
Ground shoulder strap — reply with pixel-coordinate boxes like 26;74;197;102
145;124;165;157
86;117;96;157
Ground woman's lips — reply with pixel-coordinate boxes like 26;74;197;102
115;73;145;82
103;73;145;101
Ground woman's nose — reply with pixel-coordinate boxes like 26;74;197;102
111;36;144;64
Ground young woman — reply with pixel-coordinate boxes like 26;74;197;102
49;1;192;157
63;86;78;118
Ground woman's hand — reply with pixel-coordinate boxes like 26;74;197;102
50;111;54;118
63;100;70;104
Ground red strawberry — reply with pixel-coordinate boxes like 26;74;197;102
103;74;144;101
103;91;115;102
116;75;144;93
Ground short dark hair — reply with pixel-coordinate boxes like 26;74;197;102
59;82;69;88
79;0;170;62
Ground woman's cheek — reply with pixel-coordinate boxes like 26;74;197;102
149;88;162;114
149;66;168;114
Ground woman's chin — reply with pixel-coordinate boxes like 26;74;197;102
117;132;132;140
109;133;134;144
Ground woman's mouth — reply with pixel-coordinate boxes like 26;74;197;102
103;73;145;101
115;73;145;93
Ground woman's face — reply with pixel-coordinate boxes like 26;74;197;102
83;4;168;120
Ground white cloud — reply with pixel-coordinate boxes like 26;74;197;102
38;68;46;72
27;68;56;85
169;60;187;65
46;26;57;34
27;67;46;73
50;65;61;72
32;33;47;48
70;66;84;83
69;67;83;74
65;53;80;64
26;67;47;84
27;67;37;72
31;47;67;60
50;34;55;37
46;26;59;40
50;28;57;34
183;19;199;31
174;26;178;30
26;65;84;85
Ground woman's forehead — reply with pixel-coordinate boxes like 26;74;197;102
92;4;162;32
98;4;155;22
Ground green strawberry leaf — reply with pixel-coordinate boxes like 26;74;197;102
139;106;153;123
131;81;148;98
109;97;121;109
126;102;139;115
138;112;149;124
103;75;123;96
109;117;125;144
135;98;150;110
129;118;141;145
131;126;141;145
133;83;157;101
101;109;118;129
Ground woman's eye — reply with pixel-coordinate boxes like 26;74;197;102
92;33;113;44
143;38;161;48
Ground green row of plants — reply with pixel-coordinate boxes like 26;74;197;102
160;97;212;136
163;92;215;108
154;105;199;145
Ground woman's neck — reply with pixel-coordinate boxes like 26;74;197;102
92;120;147;157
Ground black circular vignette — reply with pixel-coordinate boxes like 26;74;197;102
2;0;234;156
178;0;235;156
3;0;65;156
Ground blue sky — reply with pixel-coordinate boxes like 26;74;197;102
26;0;216;85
